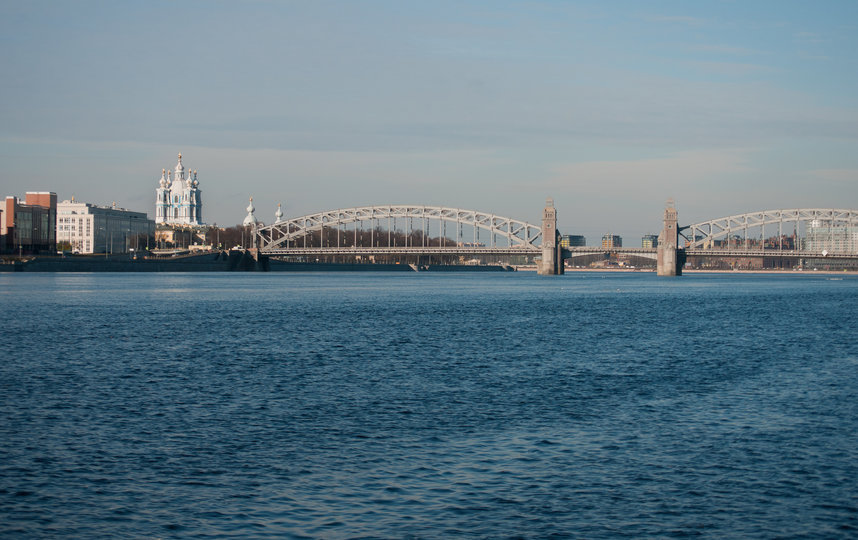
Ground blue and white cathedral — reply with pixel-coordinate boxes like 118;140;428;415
155;153;203;226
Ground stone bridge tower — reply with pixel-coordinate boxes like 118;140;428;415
657;199;685;276
538;198;564;275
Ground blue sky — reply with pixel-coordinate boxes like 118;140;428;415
1;0;857;241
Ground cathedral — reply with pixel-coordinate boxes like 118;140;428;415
155;153;203;226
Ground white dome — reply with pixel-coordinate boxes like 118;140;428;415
243;197;257;226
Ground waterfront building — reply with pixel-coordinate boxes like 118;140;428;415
154;227;207;250
803;219;858;253
642;234;659;249
560;235;586;248
57;199;154;254
601;234;622;248
155;153;203;226
1;192;56;255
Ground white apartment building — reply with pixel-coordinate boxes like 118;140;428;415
57;199;155;254
803;219;858;254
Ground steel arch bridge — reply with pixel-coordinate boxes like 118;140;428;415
255;205;543;254
682;208;858;249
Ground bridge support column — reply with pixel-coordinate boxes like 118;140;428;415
657;199;685;276
538;198;564;275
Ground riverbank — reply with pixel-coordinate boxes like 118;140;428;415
0;252;516;273
519;266;858;275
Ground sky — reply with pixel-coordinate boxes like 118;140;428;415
2;0;857;242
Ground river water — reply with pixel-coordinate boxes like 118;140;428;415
1;271;857;538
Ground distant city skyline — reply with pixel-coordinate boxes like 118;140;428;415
2;0;857;242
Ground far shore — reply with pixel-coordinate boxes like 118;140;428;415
516;266;858;276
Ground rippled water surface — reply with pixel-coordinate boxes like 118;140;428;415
2;271;857;538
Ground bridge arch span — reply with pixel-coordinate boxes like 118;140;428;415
684;208;858;249
255;205;543;253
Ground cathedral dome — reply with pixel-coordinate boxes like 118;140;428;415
159;169;166;188
243;197;258;226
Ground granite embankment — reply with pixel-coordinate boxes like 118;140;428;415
0;251;514;272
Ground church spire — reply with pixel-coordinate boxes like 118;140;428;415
175;152;185;180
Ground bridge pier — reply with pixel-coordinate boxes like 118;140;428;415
657;199;686;276
538;198;564;275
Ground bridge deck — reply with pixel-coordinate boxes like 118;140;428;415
262;246;539;256
261;246;858;260
566;247;857;259
684;249;857;259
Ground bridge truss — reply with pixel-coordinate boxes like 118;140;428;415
255;205;543;254
683;209;858;251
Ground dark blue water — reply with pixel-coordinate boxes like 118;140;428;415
2;272;857;538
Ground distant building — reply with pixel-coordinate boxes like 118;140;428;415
57;199;154;254
803;219;858;253
560;234;586;248
155;153;203;226
2;192;57;255
154;227;207;250
601;234;622;248
642;234;658;249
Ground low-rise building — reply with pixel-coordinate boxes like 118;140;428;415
601;234;622;248
2;192;57;255
642;234;658;249
57;199;154;254
155;226;207;249
560;235;586;248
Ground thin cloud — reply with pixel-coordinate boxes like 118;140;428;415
546;149;753;195
808;168;858;183
793;31;828;44
643;14;706;26
690;44;765;56
686;60;777;76
798;52;830;61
